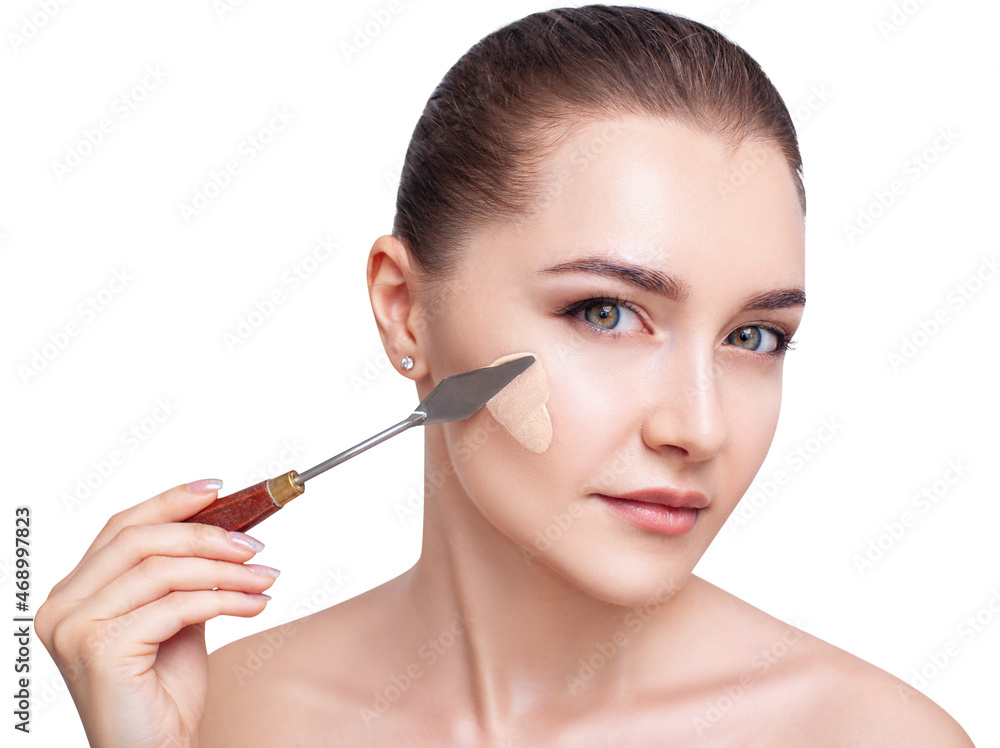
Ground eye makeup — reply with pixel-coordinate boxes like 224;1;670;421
555;293;796;358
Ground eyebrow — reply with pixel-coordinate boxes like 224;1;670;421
537;257;805;312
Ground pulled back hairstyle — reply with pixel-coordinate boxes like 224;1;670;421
393;4;804;285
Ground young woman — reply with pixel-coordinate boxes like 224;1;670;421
37;6;975;746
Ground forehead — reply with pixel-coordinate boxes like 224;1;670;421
470;115;804;291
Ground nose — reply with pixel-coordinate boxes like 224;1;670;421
640;349;730;462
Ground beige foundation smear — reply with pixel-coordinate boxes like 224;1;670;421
485;352;552;453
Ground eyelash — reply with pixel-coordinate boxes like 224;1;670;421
555;293;797;359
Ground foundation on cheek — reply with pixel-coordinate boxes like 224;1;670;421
485;352;552;453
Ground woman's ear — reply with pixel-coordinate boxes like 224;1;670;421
367;234;428;379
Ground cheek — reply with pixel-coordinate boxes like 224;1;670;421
440;415;562;555
719;368;783;500
534;345;667;506
439;350;620;544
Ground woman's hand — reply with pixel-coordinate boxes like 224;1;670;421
35;480;280;748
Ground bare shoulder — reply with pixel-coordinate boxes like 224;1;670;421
790;632;975;747
685;577;975;747
199;581;394;747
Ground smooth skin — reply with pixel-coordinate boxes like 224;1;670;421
40;116;975;747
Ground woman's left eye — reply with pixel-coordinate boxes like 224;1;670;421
726;325;789;355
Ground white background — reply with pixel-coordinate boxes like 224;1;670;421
2;0;997;744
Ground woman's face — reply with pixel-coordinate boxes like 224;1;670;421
416;115;805;606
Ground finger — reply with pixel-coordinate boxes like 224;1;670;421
82;480;225;562
79;555;279;621
53;481;227;595
61;521;265;603
44;490;217;611
100;590;272;656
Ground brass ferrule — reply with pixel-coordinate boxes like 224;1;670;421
266;470;305;507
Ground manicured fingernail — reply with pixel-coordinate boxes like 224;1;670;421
246;564;281;578
248;593;272;602
228;531;265;552
186;478;223;493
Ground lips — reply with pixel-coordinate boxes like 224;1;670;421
595;487;708;535
604;487;710;509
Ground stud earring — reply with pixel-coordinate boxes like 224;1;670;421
401;355;414;371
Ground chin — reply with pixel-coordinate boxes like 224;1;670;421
537;538;702;609
584;567;695;610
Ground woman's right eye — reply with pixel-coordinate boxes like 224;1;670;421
557;295;646;337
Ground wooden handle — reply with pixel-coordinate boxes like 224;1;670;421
184;481;282;533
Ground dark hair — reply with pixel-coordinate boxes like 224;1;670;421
393;4;804;285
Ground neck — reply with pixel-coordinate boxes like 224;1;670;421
388;428;700;732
